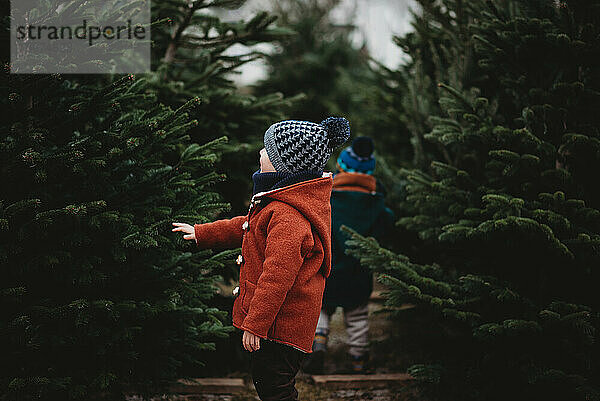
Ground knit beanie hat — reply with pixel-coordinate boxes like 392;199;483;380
263;117;351;173
337;136;376;174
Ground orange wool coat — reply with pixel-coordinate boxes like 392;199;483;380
194;173;334;353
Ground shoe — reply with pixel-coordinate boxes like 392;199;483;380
313;333;328;353
303;349;325;374
302;333;327;374
349;353;369;373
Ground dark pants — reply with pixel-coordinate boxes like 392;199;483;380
250;339;306;401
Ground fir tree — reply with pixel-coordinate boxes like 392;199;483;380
1;71;236;400
150;0;297;214
254;0;416;168
346;1;600;400
255;0;364;121
1;0;294;399
143;1;305;374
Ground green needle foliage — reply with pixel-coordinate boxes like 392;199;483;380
1;0;293;399
345;1;600;400
255;0;368;121
1;72;232;400
150;0;298;214
254;0;416;168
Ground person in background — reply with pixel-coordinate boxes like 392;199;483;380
303;136;394;374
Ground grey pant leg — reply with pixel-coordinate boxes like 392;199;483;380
343;302;370;357
316;305;336;335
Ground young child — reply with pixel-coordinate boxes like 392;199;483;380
172;117;349;401
304;136;394;374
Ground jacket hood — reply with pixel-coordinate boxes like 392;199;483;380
333;171;377;193
251;172;333;277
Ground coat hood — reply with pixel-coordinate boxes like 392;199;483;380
333;171;377;193
251;172;333;277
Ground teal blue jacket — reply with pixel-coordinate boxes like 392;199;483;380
323;171;394;309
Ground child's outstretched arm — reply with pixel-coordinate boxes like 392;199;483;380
240;206;313;339
172;215;246;249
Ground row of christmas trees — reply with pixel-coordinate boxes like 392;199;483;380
339;1;600;400
2;0;599;400
256;0;599;399
1;0;295;399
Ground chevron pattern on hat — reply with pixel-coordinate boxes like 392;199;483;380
264;117;350;173
264;120;330;173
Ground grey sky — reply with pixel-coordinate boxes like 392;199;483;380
213;0;418;85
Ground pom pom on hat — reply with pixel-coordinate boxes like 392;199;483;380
320;117;351;149
351;136;374;158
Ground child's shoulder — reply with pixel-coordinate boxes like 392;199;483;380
260;198;304;217
252;201;312;241
256;198;312;227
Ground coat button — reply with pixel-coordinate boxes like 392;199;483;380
232;286;239;296
236;254;243;265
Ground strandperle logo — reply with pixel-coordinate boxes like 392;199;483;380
10;0;151;74
15;19;147;47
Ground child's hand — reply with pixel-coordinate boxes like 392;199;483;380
242;330;261;352
171;222;196;241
